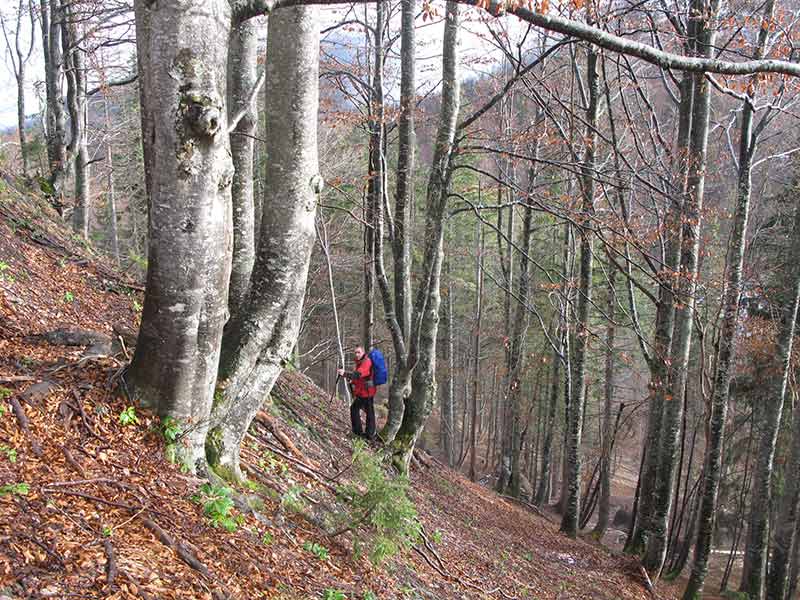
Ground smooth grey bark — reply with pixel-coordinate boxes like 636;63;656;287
535;336;560;506
627;64;695;556
209;6;320;481
560;43;598;538
378;0;415;444
593;257;616;538
389;0;460;474
226;20;258;325
393;0;415;345
69;40;89;239
102;95;120;264
469;221;484;482
40;0;68;197
128;0;234;473
0;0;35;174
644;15;714;577
362;0;385;350
682;4;738;597
735;4;792;596
768;380;800;600
440;242;455;466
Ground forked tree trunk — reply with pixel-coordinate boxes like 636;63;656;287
379;0;415;443
593;256;616;537
763;189;800;600
469;221;484;482
627;66;694;556
682;4;740;597
67;12;90;239
560;43;598;538
389;0;460;474
226;20;259;324
128;0;234;473
209;6;320;481
643;14;714;576
40;0;69;197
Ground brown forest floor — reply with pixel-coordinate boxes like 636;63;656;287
0;182;681;599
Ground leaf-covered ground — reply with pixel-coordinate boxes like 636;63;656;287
0;183;679;599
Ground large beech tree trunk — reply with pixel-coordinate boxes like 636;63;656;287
40;0;69;197
128;0;234;474
226;21;259;325
209;6;320;481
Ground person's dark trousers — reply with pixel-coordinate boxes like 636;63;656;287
350;395;376;439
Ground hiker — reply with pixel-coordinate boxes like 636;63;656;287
337;346;376;440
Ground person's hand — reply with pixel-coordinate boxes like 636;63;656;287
337;368;345;377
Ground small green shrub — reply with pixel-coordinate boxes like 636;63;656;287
362;592;378;600
119;406;139;426
303;541;330;560
160;416;181;443
261;531;273;545
280;486;306;513
258;450;288;476
0;482;29;496
336;440;420;565
0;261;14;283
0;445;17;463
63;290;74;303
192;483;241;532
322;591;347;600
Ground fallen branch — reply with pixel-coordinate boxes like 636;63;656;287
15;533;66;570
43;488;139;511
413;529;517;600
141;517;209;576
7;394;43;457
243;444;338;495
104;539;118;586
255;410;304;458
500;494;553;522
0;375;37;383
60;445;86;477
639;565;657;599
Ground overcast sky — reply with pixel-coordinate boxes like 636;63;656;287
0;1;534;129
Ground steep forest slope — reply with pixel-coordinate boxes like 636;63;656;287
0;183;672;599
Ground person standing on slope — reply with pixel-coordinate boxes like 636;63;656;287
337;346;377;440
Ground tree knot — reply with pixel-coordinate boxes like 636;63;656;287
180;90;223;139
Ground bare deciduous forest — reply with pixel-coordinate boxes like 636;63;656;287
2;0;800;598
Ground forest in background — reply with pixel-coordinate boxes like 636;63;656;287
3;0;800;598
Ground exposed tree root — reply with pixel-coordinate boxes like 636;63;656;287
141;517;209;576
7;394;43;457
59;445;86;477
